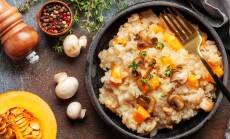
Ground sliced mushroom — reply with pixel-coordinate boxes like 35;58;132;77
150;37;158;45
199;97;214;112
167;94;185;111
137;96;156;113
134;57;145;65
171;65;188;84
148;58;156;67
132;57;156;78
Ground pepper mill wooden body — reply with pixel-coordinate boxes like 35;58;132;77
0;0;39;62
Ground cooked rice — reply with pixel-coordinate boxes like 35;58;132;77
98;9;223;136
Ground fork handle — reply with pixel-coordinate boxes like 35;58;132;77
212;74;230;102
199;55;230;102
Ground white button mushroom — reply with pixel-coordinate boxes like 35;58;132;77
67;102;86;119
54;72;79;99
63;34;87;57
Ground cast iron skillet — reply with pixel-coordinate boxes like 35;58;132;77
85;1;229;138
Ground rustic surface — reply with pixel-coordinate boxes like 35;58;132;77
1;0;230;139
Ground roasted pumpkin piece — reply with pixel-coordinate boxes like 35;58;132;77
201;37;207;47
152;25;165;34
163;33;182;51
110;64;128;86
0;91;57;139
158;56;176;68
113;36;127;45
137;77;160;93
133;106;150;124
187;75;199;89
210;64;224;78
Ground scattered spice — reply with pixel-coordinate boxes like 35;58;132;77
40;3;71;34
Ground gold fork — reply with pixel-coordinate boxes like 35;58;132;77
161;8;230;102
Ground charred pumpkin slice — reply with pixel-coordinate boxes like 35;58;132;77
0;91;57;139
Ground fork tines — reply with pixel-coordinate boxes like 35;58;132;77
160;8;196;42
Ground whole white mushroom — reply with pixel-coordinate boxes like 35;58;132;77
67;102;86;119
63;34;87;57
54;72;79;99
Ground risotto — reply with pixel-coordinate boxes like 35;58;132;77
98;9;224;136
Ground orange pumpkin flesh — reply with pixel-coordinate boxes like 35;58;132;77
0;91;57;139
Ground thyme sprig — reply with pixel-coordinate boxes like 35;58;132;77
67;0;124;32
156;42;165;50
18;0;40;13
139;51;147;58
18;0;132;52
165;65;175;77
52;29;74;53
128;62;139;72
139;78;152;88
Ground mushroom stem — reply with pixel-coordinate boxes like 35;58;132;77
79;109;86;119
67;102;86;119
54;72;68;83
79;36;87;49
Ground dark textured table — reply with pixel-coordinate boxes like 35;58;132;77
1;0;230;139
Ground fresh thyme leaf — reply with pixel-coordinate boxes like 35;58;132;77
117;3;129;12
139;78;152;88
165;65;175;77
161;94;168;97
52;45;64;53
148;73;153;79
18;0;40;13
139;51;147;58
128;62;139;72
156;42;165;50
139;78;147;85
52;29;74;53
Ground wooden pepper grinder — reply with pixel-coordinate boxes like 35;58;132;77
0;0;39;63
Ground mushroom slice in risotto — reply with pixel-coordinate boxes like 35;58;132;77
171;65;188;84
167;94;185;111
137;96;156;113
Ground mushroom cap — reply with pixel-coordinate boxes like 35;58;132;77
67;102;82;119
63;34;80;57
55;77;79;99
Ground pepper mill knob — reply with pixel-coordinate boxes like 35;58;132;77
0;0;39;62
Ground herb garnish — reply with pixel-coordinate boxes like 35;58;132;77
18;0;40;13
68;0;129;32
161;94;168;97
148;73;153;79
128;62;139;72
52;29;74;53
139;51;147;58
18;0;132;52
139;78;152;88
165;65;175;77
156;42;165;50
